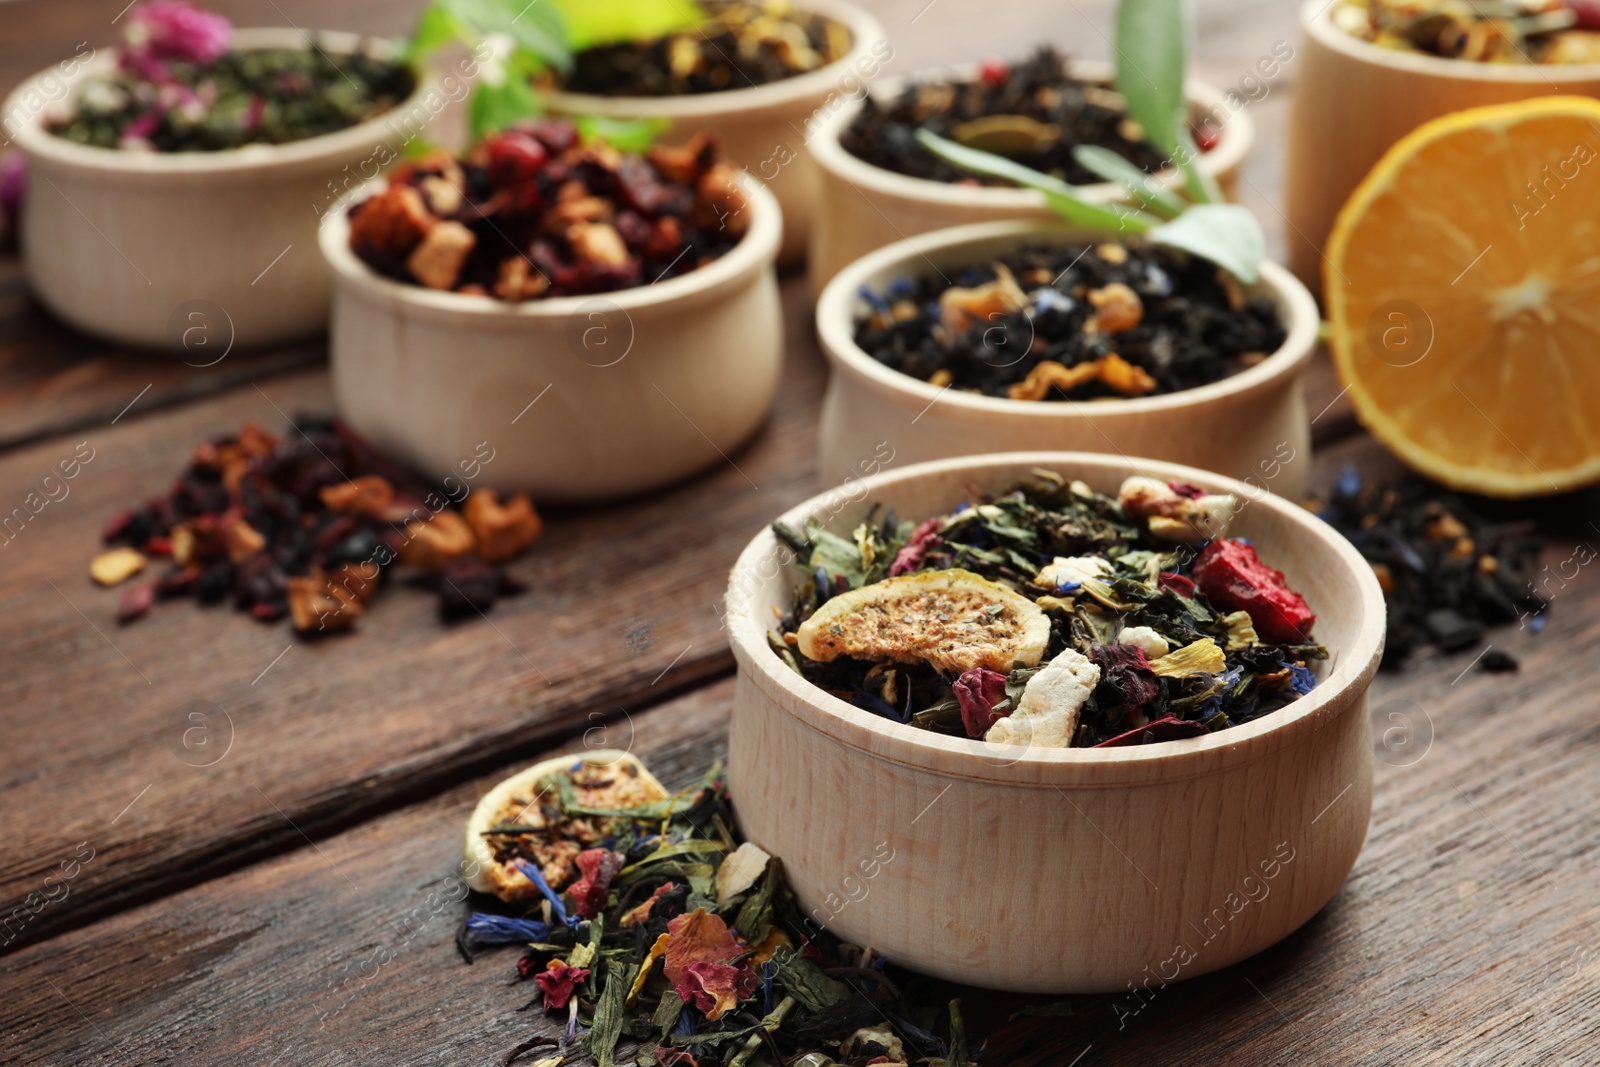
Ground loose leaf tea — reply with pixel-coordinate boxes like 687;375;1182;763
1332;0;1600;63
541;0;854;97
460;755;1060;1065
770;470;1326;748
1310;468;1547;669
852;242;1284;400
840;48;1180;187
48;2;414;152
347;121;747;299
93;417;541;635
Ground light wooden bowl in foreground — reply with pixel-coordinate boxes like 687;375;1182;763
318;176;783;504
726;451;1384;993
5;29;430;351
815;221;1320;500
538;0;886;266
805;61;1254;293
1285;0;1600;288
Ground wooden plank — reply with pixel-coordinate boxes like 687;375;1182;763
0;275;827;953
3;434;1594;1064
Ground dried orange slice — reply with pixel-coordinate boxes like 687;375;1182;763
1326;96;1600;497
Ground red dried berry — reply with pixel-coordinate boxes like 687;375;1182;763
117;583;155;624
1158;571;1196;598
144;536;173;557
487;131;548;186
978;57;1009;87
103;509;136;543
1193;539;1316;644
1568;0;1600;31
1193;124;1221;152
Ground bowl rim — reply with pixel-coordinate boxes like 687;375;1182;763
5;27;430;176
1301;0;1600;80
317;169;782;321
538;0;888;120
815;218;1319;420
804;58;1254;208
726;450;1386;786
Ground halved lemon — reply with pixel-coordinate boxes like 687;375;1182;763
1326;96;1600;497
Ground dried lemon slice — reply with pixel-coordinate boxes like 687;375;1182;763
463;750;666;902
796;568;1050;674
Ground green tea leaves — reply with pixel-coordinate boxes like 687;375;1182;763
1072;144;1187;218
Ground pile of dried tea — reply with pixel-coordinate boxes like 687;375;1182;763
540;0;853;97
853;242;1285;400
460;754;1035;1066
840;48;1187;187
1311;468;1546;669
92;417;541;635
47;1;414;152
1332;0;1600;63
769;470;1325;749
348;122;746;299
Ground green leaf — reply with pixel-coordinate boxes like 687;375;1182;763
584;958;634;1067
467;73;541;140
1071;145;1186;218
1114;0;1191;156
576;115;671;153
404;1;468;61
914;130;1160;235
553;0;704;50
1148;203;1264;283
426;0;570;71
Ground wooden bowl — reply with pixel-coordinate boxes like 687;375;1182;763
805;61;1254;293
317;176;783;504
815;220;1320;500
1285;0;1600;288
725;451;1385;993
537;0;887;266
4;28;430;352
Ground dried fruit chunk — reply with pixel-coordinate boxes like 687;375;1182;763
397;509;476;573
986;646;1100;749
463;489;543;563
91;547;146;586
797;569;1050;674
1086;282;1143;333
405;220;476;290
1193;539;1316;644
287;570;363;634
319;475;394;519
1098;353;1158;397
1118;476;1237;542
939;263;1027;334
462;753;667;902
1007;359;1099;401
349;184;435;258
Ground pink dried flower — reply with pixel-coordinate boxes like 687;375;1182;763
124;1;233;66
953;667;1008;738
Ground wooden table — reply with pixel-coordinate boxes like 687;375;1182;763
3;1;1598;1064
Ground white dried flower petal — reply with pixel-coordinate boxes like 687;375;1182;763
1117;625;1170;658
715;841;770;904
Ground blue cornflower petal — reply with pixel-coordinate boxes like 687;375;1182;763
858;285;891;314
675;1008;698;1036
763;961;774;1014
514;860;578;928
463;912;551;946
1054;580;1082;596
887;277;916;300
1335;464;1362;498
1530;613;1547;633
1285;662;1317;696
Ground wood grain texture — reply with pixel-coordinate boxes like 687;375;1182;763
2;430;1596;1064
0;274;822;953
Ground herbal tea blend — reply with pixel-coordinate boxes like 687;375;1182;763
769;471;1325;748
1332;0;1600;63
93;418;541;635
853;242;1285;400
460;754;1051;1066
348;122;747;299
1311;468;1546;669
47;1;413;152
539;0;853;97
840;48;1196;187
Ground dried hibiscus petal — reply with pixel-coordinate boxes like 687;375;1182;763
1089;644;1160;708
567;849;624;919
953;667;1008;738
1194;539;1316;644
1092;715;1209;748
534;961;590;1011
889;517;942;577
